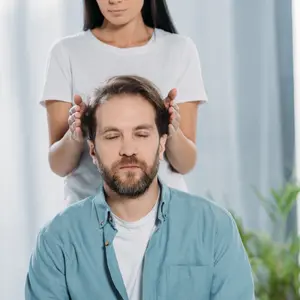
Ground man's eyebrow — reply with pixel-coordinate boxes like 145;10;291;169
135;124;154;130
100;124;154;134
101;127;120;134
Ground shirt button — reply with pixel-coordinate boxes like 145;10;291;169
105;241;110;247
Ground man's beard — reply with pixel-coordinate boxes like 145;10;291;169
95;149;160;198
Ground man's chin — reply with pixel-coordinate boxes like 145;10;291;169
118;167;142;174
117;178;141;188
115;183;150;198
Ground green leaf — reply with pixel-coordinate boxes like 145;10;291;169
231;183;300;299
270;184;300;219
253;187;278;222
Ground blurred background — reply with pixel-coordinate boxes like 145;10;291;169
0;0;299;299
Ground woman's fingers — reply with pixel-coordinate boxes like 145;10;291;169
74;94;83;106
167;88;177;101
68;96;87;141
69;105;81;115
164;88;177;108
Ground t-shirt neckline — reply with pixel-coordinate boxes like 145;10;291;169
111;188;160;229
86;28;158;55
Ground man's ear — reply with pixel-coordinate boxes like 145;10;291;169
159;134;168;160
87;140;97;165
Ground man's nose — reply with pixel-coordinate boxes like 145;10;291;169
119;137;138;157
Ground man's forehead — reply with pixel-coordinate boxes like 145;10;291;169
95;95;156;127
97;94;155;113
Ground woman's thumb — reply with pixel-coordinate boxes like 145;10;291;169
74;94;83;105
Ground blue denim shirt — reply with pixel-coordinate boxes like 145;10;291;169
25;183;255;300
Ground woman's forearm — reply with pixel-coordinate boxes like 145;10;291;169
48;130;85;177
165;129;197;174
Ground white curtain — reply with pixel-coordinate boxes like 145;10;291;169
1;1;82;299
292;0;300;234
170;0;294;231
0;0;294;299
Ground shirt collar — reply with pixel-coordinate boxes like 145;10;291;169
92;178;171;229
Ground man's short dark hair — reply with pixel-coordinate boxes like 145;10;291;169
82;75;169;141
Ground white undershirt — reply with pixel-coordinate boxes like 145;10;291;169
112;199;159;300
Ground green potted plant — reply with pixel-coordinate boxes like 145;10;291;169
231;183;300;300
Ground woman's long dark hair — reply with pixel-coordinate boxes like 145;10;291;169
83;0;178;33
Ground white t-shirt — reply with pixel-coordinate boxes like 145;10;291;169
112;200;158;300
41;28;208;203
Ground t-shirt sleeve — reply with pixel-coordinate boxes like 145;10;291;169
175;37;208;104
40;41;73;107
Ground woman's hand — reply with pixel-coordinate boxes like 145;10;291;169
164;89;180;137
68;95;87;142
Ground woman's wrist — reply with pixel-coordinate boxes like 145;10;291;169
167;128;183;144
65;129;85;149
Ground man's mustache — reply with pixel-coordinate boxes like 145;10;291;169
114;156;146;169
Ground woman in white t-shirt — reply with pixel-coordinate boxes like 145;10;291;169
44;0;208;204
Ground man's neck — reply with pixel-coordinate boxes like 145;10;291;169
104;180;160;222
93;15;153;48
